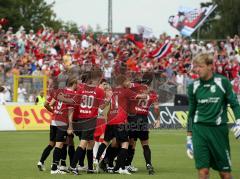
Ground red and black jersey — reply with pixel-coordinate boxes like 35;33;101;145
51;88;76;125
46;88;60;103
73;83;85;119
130;82;142;88
75;84;105;119
129;85;158;115
107;87;137;125
46;92;53;104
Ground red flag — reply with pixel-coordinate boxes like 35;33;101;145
125;34;144;49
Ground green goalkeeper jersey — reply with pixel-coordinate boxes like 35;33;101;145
187;73;240;131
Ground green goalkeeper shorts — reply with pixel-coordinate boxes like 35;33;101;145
192;123;231;172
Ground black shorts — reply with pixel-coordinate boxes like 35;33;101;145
104;124;129;143
73;118;96;141
128;115;149;141
50;125;68;142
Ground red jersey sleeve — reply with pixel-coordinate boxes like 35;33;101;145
149;91;158;103
96;87;105;106
51;88;76;125
46;93;53;103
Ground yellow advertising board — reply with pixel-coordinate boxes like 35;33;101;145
5;105;52;130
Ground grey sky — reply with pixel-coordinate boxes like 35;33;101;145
45;0;209;36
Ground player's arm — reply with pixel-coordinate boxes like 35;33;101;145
136;93;148;99
57;92;76;104
224;78;240;120
186;84;196;134
153;101;160;128
224;78;240;139
44;101;54;113
99;89;112;110
99;101;111;110
98;103;110;125
45;98;56;113
67;107;74;135
186;84;196;159
153;101;160;120
151;93;160;128
98;89;113;111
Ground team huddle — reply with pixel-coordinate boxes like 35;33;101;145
36;53;240;178
37;67;160;175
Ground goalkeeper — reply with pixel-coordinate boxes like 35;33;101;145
186;53;240;179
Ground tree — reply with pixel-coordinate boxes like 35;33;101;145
0;0;62;32
62;21;79;34
198;0;240;39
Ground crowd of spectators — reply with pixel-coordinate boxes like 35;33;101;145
0;24;240;103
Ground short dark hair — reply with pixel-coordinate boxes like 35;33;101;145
141;72;153;85
100;78;107;84
115;75;127;86
90;68;102;80
81;72;90;83
66;76;78;87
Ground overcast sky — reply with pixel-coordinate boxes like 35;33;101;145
45;0;210;36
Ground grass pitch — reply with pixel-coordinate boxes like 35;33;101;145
0;130;239;179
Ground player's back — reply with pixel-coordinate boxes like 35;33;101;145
108;87;136;125
129;84;158;115
52;88;76;125
76;84;105;119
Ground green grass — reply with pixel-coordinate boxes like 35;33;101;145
0;130;239;179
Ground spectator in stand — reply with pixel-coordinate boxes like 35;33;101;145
225;36;234;55
5;69;13;91
20;63;32;94
176;71;185;94
102;61;113;83
231;75;240;95
0;23;240;101
32;65;43;93
2;84;11;102
17;84;27;103
0;86;6;105
57;66;69;89
17;33;26;56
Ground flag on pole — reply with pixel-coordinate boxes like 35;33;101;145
168;4;217;37
148;42;172;59
125;34;144;49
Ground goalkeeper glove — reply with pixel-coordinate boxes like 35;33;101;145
231;119;240;139
186;136;194;159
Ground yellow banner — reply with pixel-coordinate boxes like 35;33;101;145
5;105;52;130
